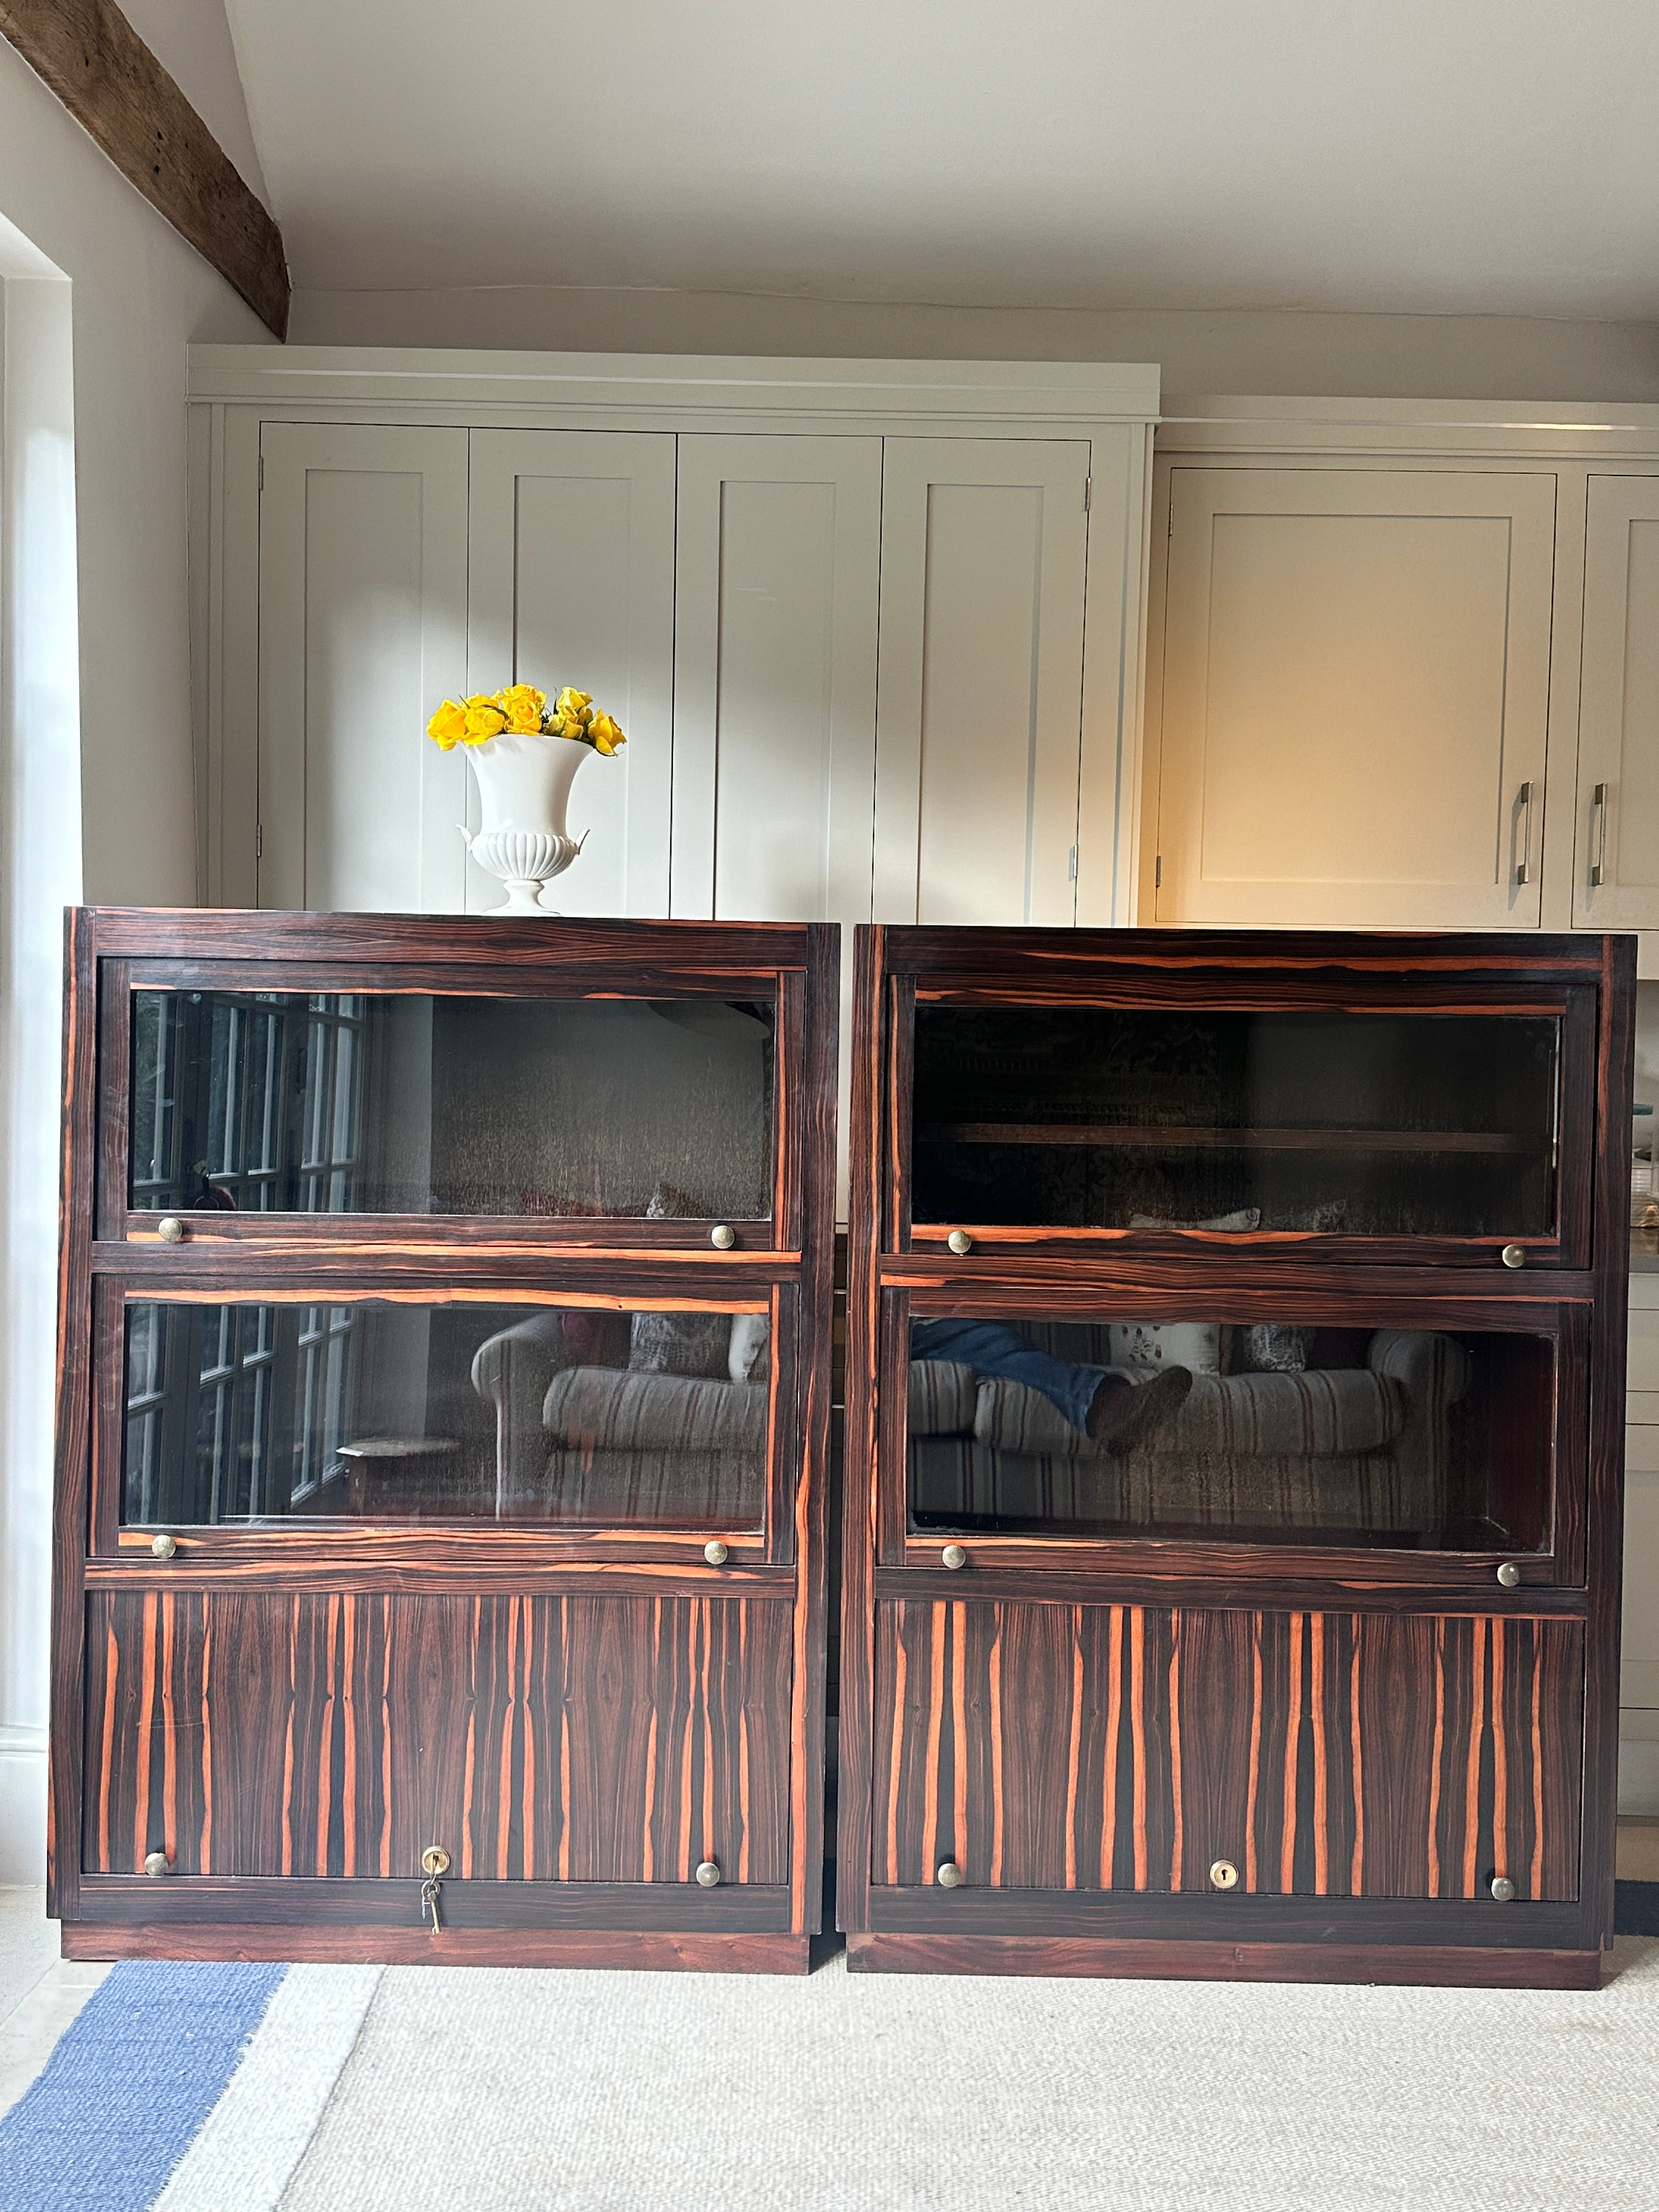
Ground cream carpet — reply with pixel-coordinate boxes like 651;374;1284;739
277;1939;1659;2212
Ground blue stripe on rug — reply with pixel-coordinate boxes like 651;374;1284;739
0;1961;287;2212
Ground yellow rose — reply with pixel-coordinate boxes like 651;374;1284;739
426;698;469;751
555;687;594;730
497;682;547;735
462;702;507;742
589;712;626;755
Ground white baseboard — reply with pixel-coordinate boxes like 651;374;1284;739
1619;1710;1659;1819
0;1729;47;1884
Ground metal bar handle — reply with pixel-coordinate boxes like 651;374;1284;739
1515;781;1535;887
1590;781;1609;887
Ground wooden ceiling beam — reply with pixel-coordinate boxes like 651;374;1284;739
1;0;288;337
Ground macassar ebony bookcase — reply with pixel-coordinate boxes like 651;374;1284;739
51;910;836;1970
839;926;1633;1988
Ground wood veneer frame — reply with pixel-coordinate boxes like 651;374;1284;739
51;910;839;1966
837;925;1635;1986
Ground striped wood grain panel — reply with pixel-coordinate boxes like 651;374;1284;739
85;1590;793;1886
872;1600;1583;1901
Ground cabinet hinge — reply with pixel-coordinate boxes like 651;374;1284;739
1084;474;1092;514
256;823;263;860
1155;854;1163;889
258;454;264;492
1068;845;1078;882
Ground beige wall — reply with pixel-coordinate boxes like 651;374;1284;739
0;36;273;908
0;34;273;1881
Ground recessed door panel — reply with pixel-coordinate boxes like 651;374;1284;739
1574;476;1659;929
871;1600;1583;1900
84;1589;793;1884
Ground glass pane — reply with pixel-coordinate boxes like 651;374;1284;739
906;1312;1553;1551
912;1006;1559;1238
129;992;774;1220
122;1299;770;1531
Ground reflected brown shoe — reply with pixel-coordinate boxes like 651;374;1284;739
1085;1365;1193;1454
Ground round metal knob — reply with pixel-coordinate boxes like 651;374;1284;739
1491;1874;1516;1903
1500;1243;1526;1269
703;1539;730;1566
1496;1561;1521;1589
946;1229;973;1256
941;1543;967;1571
144;1850;170;1878
709;1224;737;1250
1209;1858;1240;1892
936;1861;963;1888
150;1533;177;1561
156;1217;186;1244
695;1860;721;1887
421;1845;450;1878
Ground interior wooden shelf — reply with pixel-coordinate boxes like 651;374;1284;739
915;1122;1541;1154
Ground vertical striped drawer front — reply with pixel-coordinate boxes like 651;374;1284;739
84;1590;793;1885
872;1600;1583;1901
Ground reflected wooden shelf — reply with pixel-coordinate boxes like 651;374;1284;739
916;1123;1541;1154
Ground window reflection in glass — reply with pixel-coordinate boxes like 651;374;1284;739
911;1006;1560;1237
905;1311;1554;1551
122;1299;769;1531
129;991;775;1221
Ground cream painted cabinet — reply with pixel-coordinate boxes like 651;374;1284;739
872;439;1091;927
256;424;469;913
466;430;676;917
668;435;882;924
1153;467;1557;929
1575;476;1659;934
1623;1280;1659;1814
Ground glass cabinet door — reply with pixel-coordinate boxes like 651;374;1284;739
115;1294;777;1537
907;1000;1584;1257
898;1301;1581;1579
125;988;776;1229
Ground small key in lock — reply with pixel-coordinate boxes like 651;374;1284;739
419;1843;450;1933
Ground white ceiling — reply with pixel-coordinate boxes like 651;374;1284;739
219;0;1659;321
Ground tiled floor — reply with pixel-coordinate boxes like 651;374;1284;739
0;1890;109;2122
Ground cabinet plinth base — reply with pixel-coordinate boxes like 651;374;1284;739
61;1922;812;1974
845;1932;1602;1990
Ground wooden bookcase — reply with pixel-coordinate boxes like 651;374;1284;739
838;927;1634;1987
50;910;837;1970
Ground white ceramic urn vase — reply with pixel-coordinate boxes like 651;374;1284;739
460;732;590;914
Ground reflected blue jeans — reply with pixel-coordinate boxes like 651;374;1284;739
910;1319;1107;1434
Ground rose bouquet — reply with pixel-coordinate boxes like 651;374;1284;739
427;684;625;755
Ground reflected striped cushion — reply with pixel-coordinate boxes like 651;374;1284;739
909;1361;978;1436
534;1449;763;1525
974;1368;1407;1460
544;1365;767;1453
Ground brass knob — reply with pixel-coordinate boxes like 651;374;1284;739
936;1861;963;1888
695;1860;721;1887
946;1229;973;1256
151;1533;177;1561
1491;1874;1516;1902
1500;1244;1526;1269
703;1539;729;1566
1209;1859;1239;1891
941;1543;967;1570
709;1224;737;1250
156;1217;186;1244
144;1850;170;1878
1496;1561;1521;1589
421;1845;450;1878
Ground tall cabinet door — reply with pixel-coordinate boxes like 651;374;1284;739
257;424;469;912
1573;475;1659;932
1154;467;1556;929
670;435;882;925
467;431;676;917
871;438;1091;928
